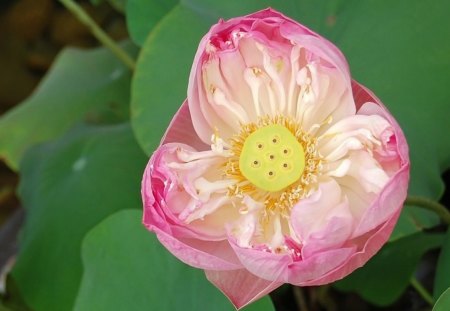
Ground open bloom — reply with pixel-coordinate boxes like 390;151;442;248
142;8;409;309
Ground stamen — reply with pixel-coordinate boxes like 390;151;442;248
223;115;323;222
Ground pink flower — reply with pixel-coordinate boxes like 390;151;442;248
142;8;409;309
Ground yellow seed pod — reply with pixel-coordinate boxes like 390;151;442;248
239;124;305;192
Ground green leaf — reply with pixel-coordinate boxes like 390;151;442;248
126;0;178;46
0;276;33;311
11;124;148;311
90;0;127;12
243;298;275;311
330;0;450;191
434;229;450;299
433;288;450;311
131;4;212;153
334;232;444;306
131;0;450;237
390;205;439;241
182;0;337;24
108;0;127;12
74;209;274;311
0;42;137;171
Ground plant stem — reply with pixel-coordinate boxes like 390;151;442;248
293;286;309;311
58;0;136;70
410;276;434;306
0;187;13;205
316;285;337;311
405;195;450;225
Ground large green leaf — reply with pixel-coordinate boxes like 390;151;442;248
334;232;444;306
325;0;450;237
131;4;211;153
433;288;450;311
182;0;338;25
131;0;450;237
434;229;450;299
329;1;450;197
0;42;137;171
390;205;439;241
74;209;275;311
11;124;147;311
0;276;32;311
126;0;178;46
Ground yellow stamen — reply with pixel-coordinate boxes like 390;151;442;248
223;115;323;219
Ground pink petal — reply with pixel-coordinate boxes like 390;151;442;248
352;80;409;163
205;269;282;310
143;143;240;240
277;10;350;82
161;99;208;151
142;145;243;271
187;8;354;143
227;232;356;286
353;164;409;237
153;227;242;270
229;237;292;281
287;246;356;285
350;81;410;236
299;208;401;286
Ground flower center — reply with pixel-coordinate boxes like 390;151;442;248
239;124;305;192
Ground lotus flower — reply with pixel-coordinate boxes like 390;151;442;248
142;8;409;309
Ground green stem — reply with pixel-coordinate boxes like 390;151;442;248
316;285;337;311
405;195;450;225
0;186;13;204
293;286;309;311
410;276;434;306
58;0;136;70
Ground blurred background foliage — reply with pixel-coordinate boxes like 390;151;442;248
0;0;449;310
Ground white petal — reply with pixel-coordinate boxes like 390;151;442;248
324;158;352;177
319;114;392;161
257;42;288;114
347;151;389;193
162;143;240;239
336;175;376;226
290;178;353;258
203;61;249;128
219;49;256;119
286;45;302;116
325;150;389;194
296;63;355;132
232;212;258;248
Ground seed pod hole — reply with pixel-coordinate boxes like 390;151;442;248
282;162;292;171
272;135;280;144
251;160;260;168
282;146;292;157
